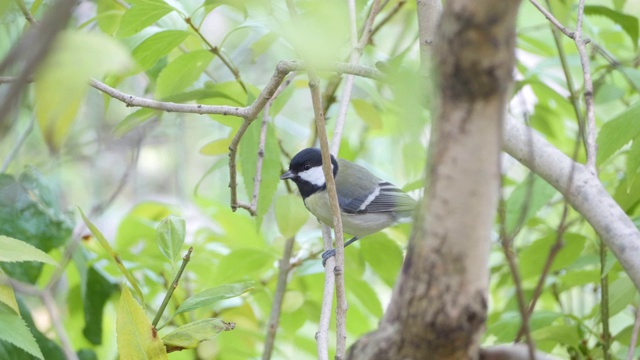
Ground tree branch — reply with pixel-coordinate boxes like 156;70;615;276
503;117;640;291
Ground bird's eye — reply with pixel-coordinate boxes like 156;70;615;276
303;164;311;170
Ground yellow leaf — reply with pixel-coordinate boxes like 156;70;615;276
0;269;19;315
117;287;167;360
199;137;232;156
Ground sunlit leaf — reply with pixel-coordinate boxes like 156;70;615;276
626;136;640;190
199;137;233;156
0;236;56;266
0;304;43;360
162;319;235;352
0;270;18;315
170;282;253;321
35;31;131;152
214;249;275;284
156;215;185;264
597;101;640;165
116;0;175;38
132;30;192;70
585;5;638;48
155;50;214;99
116;287;167;359
96;0;124;35
274;194;308;238
352;99;383;129
531;324;580;348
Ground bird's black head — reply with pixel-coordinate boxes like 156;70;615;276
280;148;338;199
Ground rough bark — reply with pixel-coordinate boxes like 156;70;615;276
347;0;522;359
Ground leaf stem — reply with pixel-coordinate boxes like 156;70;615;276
152;247;193;328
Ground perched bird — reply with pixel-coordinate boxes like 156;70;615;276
280;148;416;265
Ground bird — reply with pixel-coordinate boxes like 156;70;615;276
280;148;417;265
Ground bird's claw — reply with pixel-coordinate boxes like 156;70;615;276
321;249;336;267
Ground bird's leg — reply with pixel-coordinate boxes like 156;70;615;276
322;237;360;266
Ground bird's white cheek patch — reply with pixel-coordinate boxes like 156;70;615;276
299;167;326;186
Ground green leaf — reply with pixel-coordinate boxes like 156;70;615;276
531;324;581;348
79;208;144;301
0;270;18;314
250;32;278;61
0;169;74;283
35;31;131;152
170;282;253;320
0;304;43;360
162;319;235;351
155;50;214;99
96;0;124;35
352;99;383;129
503;174;557;235
116;0;175;38
215;249;275;284
132;30;192;70
116;287;167;359
199;137;233;156
597;101;640;165
238;122;281;225
156;216;185;264
627;135;640;190
274;194;309;238
83;267;118;345
114;108;160;137
519;233;586;279
584;5;638;48
360;233;403;287
0;236;56;266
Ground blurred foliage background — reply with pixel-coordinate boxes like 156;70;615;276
1;0;640;359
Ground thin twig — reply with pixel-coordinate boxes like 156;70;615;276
542;0;587;157
498;202;536;360
331;0;382;155
370;0;406;39
627;305;640;360
152;247;193;327
316;225;336;360
574;0;597;174
1;116;34;172
250;75;295;214
42;291;79;360
600;240;611;360
184;17;248;94
14;0;37;25
0;0;75;123
309;73;348;359
262;236;296;360
529;0;574;39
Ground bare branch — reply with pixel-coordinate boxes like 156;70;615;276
628;305;640;360
503;117;640;291
574;0;597;174
309;74;348;359
0;0;76;124
480;344;561;360
317;225;335;360
262;236;296;360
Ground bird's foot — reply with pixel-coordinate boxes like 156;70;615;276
321;249;336;267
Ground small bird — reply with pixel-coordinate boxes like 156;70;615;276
280;148;416;265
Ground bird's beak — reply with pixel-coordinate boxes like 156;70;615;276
280;170;295;180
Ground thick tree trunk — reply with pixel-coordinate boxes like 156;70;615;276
347;1;522;359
